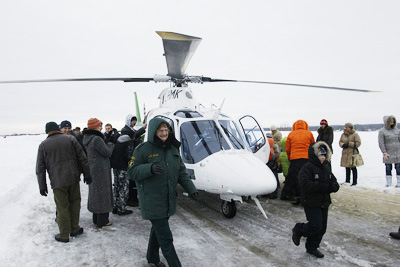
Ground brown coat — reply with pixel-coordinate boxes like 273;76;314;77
36;132;90;190
339;129;361;167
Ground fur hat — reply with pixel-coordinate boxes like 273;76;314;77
345;122;353;129
320;119;328;126
87;118;102;129
60;120;72;129
270;125;277;131
45;122;60;134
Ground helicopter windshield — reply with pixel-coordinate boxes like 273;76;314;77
180;120;230;164
218;120;246;150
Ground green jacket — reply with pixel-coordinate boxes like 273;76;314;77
127;118;197;220
279;137;290;177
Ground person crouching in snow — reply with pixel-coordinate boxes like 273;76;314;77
291;141;340;258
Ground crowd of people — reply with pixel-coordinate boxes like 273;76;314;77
35;114;399;264
266;116;400;257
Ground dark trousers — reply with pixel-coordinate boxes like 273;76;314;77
282;158;308;198
301;207;328;251
53;182;81;239
92;213;110;227
147;218;181;267
345;167;358;184
386;163;400;176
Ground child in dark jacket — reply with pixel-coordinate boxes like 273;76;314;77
291;141;340;258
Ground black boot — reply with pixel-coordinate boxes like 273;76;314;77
292;223;302;246
351;168;358;185
307;249;324;258
345;168;351;183
389;227;400;240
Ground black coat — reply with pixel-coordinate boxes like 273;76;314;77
316;126;334;153
111;135;135;170
104;128;120;144
121;125;146;148
299;141;339;208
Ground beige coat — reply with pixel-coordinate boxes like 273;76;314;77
339;129;361;167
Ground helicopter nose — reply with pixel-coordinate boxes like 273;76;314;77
199;151;277;196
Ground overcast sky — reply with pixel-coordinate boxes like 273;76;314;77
1;0;399;134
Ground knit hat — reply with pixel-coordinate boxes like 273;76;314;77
131;116;137;122
320;119;328;126
60;120;72;129
45;122;60;134
319;146;327;155
270;125;277;131
87;118;102;129
345;122;353;129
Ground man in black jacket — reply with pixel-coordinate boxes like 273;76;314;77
36;122;92;243
104;123;120;144
291;141;340;258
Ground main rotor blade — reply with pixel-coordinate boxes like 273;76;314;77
0;77;154;84
201;77;379;93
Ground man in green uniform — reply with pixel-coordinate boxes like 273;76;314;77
128;118;198;267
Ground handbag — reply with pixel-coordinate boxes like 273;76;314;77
351;146;364;167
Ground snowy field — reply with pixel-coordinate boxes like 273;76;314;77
0;130;399;267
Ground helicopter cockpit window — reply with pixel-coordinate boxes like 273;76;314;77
180;120;230;164
239;116;266;153
154;115;174;131
218;120;246;150
174;109;203;118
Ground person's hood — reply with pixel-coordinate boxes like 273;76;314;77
292;120;309;131
125;114;134;129
383;115;397;129
147;117;181;149
280;137;287;152
117;134;132;143
308;141;332;166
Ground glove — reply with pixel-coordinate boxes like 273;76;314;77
342;143;349;149
190;192;199;199
151;163;164;174
84;175;92;185
40;188;48;197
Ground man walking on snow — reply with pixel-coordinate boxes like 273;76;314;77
36;121;92;243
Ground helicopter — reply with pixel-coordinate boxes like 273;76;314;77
0;31;375;219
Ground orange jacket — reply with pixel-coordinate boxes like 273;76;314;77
267;137;274;161
286;120;315;160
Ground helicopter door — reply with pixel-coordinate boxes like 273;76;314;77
238;115;270;164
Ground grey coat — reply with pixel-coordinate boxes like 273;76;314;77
378;115;400;164
83;129;114;213
36;132;90;190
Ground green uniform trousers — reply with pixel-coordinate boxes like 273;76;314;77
53;182;81;239
147;218;181;267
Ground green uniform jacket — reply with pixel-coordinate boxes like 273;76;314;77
127;118;197;220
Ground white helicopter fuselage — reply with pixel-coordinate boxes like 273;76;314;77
144;87;277;206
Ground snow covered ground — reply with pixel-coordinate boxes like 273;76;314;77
0;131;399;267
